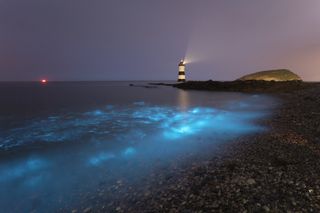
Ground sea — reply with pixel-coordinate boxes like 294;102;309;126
0;81;276;212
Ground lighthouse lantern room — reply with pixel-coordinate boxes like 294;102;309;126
177;59;186;82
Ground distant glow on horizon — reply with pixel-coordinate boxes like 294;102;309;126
41;79;47;83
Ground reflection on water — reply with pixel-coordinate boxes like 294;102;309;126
0;83;276;212
177;89;190;110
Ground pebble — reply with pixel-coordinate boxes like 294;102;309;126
263;205;270;212
83;207;91;213
247;178;256;185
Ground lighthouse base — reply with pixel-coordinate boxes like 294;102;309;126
177;79;186;82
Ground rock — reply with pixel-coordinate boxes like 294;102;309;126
247;178;256;185
83;207;91;213
174;79;308;93
242;199;248;204
263;205;270;212
144;191;151;197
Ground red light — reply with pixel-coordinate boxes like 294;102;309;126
41;79;47;83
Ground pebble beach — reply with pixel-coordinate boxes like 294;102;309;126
70;82;320;212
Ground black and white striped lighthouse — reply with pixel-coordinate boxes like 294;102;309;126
177;59;186;82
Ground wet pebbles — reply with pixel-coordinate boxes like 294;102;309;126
73;85;320;212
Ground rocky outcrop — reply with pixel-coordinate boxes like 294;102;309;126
174;80;313;93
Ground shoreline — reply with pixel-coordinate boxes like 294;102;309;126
73;81;320;212
173;80;320;93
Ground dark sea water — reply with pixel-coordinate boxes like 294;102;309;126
0;82;276;212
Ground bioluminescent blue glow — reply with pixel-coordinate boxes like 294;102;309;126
0;158;47;182
0;90;276;212
0;104;267;149
88;152;115;166
122;147;136;157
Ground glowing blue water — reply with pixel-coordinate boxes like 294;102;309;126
0;82;276;212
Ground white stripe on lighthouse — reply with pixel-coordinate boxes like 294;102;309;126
178;75;185;79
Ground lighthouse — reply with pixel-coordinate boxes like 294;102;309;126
177;59;186;82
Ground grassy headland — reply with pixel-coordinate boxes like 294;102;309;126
238;69;302;81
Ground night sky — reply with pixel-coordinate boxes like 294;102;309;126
1;0;320;81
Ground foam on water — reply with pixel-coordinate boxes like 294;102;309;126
0;104;267;149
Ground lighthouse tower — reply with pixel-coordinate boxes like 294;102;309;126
177;60;186;82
